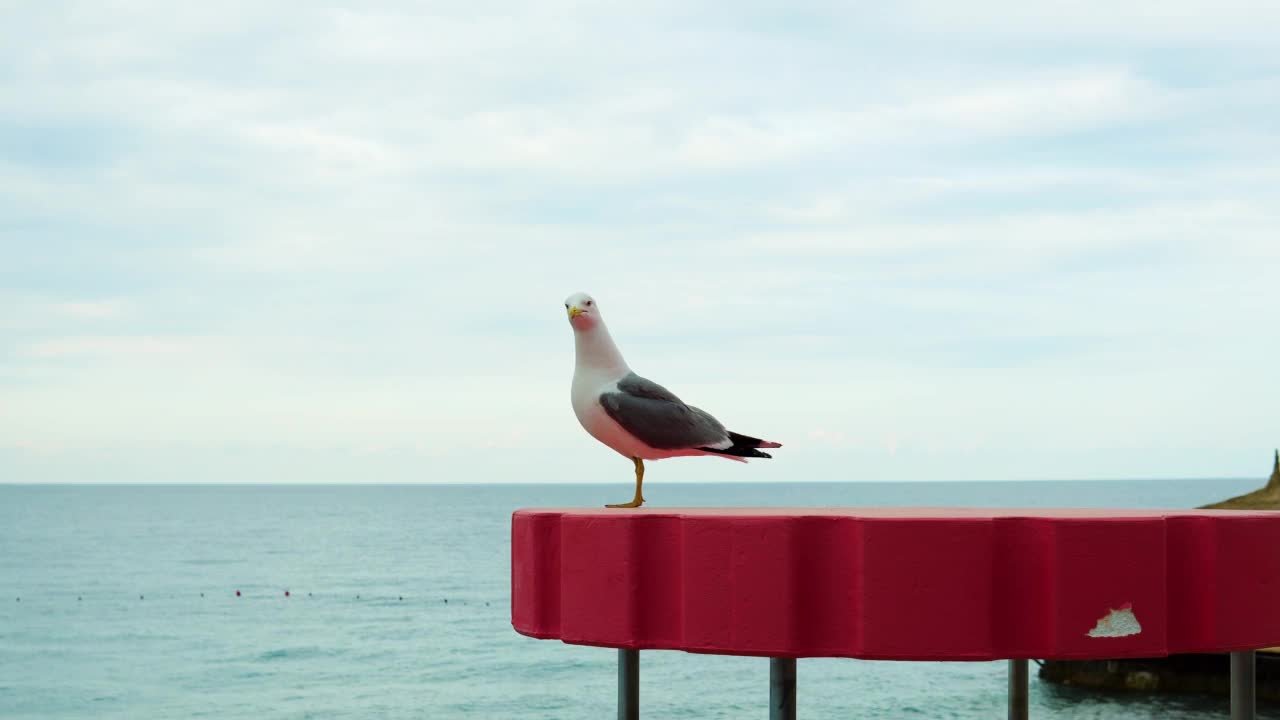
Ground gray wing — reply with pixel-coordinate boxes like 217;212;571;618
599;372;729;450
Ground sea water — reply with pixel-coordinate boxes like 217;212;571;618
1;479;1272;719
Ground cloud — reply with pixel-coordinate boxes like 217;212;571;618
50;301;130;319
893;0;1280;46
1;0;1278;483
17;335;212;359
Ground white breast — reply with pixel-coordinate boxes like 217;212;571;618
571;372;636;457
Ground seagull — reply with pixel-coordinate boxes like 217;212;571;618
565;292;781;508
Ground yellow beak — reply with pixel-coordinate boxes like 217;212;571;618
568;306;584;318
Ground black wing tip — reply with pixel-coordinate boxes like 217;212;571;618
699;446;774;459
726;431;782;451
701;430;782;459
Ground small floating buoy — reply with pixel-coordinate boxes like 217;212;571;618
235;590;241;597
398;596;403;601
284;590;290;597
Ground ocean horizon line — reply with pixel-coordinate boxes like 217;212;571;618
0;476;1258;487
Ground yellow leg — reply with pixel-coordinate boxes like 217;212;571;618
606;457;645;508
636;457;646;502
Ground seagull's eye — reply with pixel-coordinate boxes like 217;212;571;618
585;300;593;307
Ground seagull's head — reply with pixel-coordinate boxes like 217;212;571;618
564;292;600;330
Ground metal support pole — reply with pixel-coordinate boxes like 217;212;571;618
1008;659;1029;720
770;657;796;720
618;649;638;720
1231;650;1256;720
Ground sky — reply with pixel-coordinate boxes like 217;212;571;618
1;1;1278;484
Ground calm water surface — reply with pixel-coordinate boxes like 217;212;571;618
1;480;1273;719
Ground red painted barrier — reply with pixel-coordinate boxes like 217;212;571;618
511;508;1280;661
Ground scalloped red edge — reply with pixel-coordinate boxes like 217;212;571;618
512;507;1280;660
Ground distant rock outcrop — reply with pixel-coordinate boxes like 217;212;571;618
1201;449;1280;510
